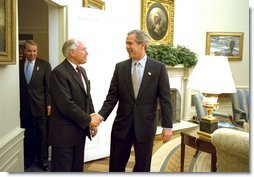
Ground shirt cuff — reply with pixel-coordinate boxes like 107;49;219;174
162;127;172;131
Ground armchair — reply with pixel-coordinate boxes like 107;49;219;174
192;93;236;127
211;128;249;172
231;88;249;126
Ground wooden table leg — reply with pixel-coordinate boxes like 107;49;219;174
180;136;185;172
211;153;217;172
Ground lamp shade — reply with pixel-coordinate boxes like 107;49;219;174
188;55;236;94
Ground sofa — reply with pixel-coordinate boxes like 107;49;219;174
211;128;249;172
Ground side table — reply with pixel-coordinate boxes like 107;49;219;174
180;127;217;172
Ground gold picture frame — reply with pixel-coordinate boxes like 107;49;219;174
141;0;174;45
206;32;244;61
0;0;16;65
83;0;105;10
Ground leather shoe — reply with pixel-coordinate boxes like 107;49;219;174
24;161;32;170
41;163;49;171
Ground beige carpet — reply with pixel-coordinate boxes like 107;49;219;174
151;137;211;172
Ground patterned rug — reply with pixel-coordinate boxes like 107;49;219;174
151;137;211;172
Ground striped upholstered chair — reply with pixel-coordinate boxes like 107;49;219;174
192;93;236;128
231;88;249;126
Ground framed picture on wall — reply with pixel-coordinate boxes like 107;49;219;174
141;0;175;45
0;0;16;65
206;32;244;61
83;0;105;10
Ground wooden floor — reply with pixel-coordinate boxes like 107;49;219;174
83;130;182;172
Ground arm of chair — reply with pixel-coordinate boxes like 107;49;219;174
211;128;249;159
234;107;248;122
213;111;230;118
213;111;238;126
211;128;249;172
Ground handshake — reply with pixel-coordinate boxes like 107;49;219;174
89;113;104;137
89;113;104;127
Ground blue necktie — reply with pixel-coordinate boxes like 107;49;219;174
25;61;33;83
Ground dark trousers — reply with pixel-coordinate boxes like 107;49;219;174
50;140;85;172
109;125;154;172
21;112;48;166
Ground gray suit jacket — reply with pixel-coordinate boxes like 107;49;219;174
99;57;172;142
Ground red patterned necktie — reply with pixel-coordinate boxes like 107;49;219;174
76;65;82;79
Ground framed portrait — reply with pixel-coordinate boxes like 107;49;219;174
83;0;105;10
206;32;244;61
141;0;174;45
0;0;16;65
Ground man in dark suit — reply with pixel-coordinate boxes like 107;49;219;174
92;29;173;172
19;40;51;171
48;39;103;172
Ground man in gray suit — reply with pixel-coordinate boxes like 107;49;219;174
92;29;173;172
19;40;51;171
48;39;103;172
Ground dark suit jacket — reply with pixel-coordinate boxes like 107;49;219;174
99;57;172;142
19;58;51;118
48;59;94;147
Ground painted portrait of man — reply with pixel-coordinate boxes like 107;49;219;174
146;3;168;41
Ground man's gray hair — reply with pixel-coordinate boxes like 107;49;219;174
62;38;79;58
127;30;150;47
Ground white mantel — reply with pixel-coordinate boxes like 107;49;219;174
166;65;193;121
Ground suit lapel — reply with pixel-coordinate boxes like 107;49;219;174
63;60;87;95
136;58;153;100
122;59;136;99
80;67;90;95
122;58;154;100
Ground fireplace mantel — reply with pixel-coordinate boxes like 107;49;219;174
166;65;193;121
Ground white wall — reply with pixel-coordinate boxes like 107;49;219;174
0;65;20;138
174;0;249;88
66;0;141;112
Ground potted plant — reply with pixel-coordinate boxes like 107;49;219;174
146;44;198;68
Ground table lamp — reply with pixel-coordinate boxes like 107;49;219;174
188;55;236;138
